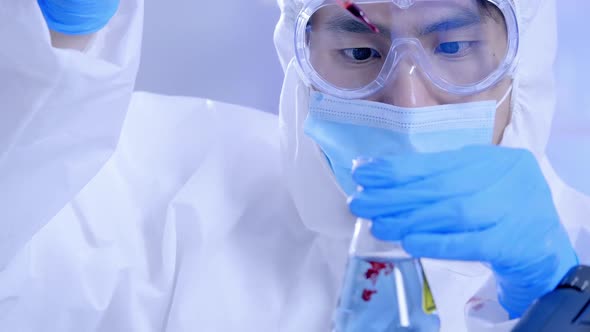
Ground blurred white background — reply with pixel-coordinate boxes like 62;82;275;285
136;1;590;194
546;2;590;195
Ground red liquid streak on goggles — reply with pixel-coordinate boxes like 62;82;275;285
338;0;380;33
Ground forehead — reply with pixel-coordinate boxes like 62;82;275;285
309;0;504;40
311;0;484;29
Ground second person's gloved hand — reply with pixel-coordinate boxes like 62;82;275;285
348;145;578;318
38;0;120;35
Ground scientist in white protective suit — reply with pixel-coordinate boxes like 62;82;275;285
1;0;589;331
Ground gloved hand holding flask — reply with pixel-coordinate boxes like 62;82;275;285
349;146;579;318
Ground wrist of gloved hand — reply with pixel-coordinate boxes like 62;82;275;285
38;0;120;35
494;233;579;319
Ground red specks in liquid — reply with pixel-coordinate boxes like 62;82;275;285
467;297;482;304
361;261;395;302
362;289;378;301
468;297;485;312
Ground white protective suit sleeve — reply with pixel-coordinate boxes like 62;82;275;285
0;1;142;268
274;0;590;331
0;2;299;331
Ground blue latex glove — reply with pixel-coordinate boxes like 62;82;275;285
348;145;578;318
38;0;120;35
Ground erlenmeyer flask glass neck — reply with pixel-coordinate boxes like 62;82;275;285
333;219;440;332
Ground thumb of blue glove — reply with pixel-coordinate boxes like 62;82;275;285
38;0;120;35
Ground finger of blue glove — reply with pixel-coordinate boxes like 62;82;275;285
354;185;518;240
348;187;439;219
359;192;503;245
400;230;497;262
369;218;409;241
368;199;499;242
400;219;574;268
350;146;537;225
352;145;495;188
352;153;465;188
349;171;514;221
352;145;527;189
349;179;489;218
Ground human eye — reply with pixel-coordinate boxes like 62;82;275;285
340;47;382;63
435;41;477;57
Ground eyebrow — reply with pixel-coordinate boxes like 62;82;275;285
323;15;391;37
322;9;482;37
420;11;482;35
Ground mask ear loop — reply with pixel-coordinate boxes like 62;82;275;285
496;85;514;108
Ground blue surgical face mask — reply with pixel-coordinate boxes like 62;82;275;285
303;90;510;195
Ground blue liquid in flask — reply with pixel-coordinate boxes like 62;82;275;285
333;255;440;332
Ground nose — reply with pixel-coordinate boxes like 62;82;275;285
375;56;440;108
